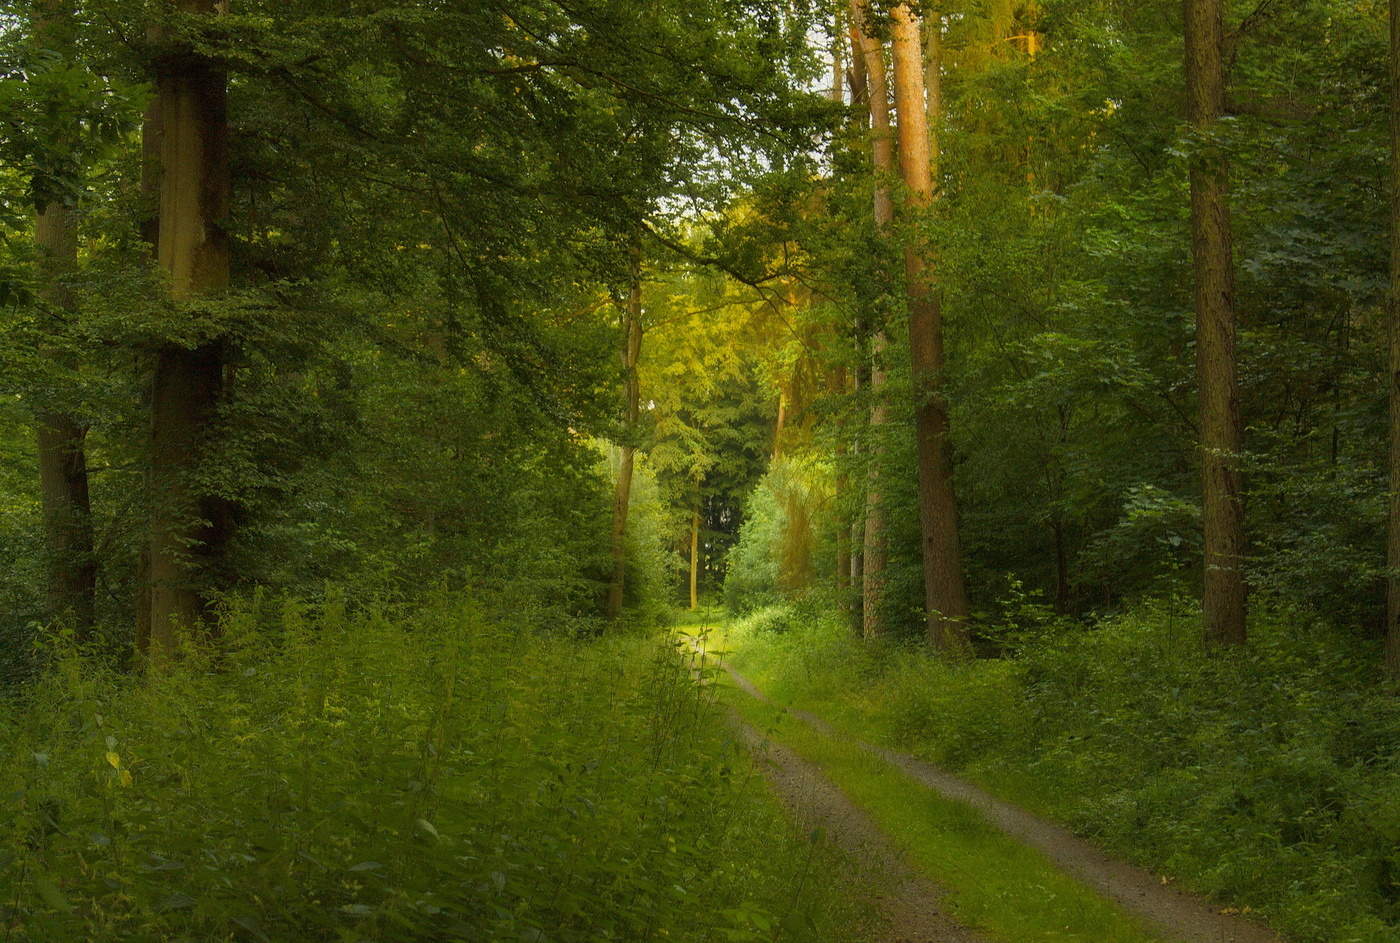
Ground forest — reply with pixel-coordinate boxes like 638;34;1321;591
0;0;1398;941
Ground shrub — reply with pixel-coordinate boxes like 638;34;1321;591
1;596;859;942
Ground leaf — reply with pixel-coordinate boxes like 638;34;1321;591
416;818;439;839
230;915;271;942
105;751;121;769
32;874;71;913
347;860;382;872
158;892;196;912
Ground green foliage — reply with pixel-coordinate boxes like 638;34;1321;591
730;604;796;636
608;445;680;627
725;475;783;613
0;24;143;212
724;457;836;615
730;607;1400;943
642;266;779;605
0;596;862;941
0;0;831;650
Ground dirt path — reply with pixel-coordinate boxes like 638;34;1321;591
731;716;984;943
724;662;1283;943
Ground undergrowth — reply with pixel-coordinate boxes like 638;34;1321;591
1;595;862;942
726;602;1400;943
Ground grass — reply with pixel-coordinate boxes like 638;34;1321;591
720;602;1400;943
717;671;1167;943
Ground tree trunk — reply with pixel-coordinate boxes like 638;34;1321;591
689;508;700;610
851;0;896;639
134;95;163;656
36;412;95;633
846;16;869;130
1387;0;1400;678
30;0;96;637
834;366;851;608
34;197;97;636
923;9;943;179
890;4;972;653
144;0;232;662
605;256;643;621
830;10;845;105
1053;518;1070;615
849;356;867;635
772;387;787;462
1185;0;1247;647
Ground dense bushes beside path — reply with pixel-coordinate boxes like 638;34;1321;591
1;597;862;942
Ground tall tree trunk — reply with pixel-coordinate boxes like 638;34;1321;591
605;256;643;622
849;355;867;635
923;9;942;178
35;407;96;634
689;507;700;610
890;4;972;653
1185;0;1247;647
833;364;851;608
851;0;895;639
31;0;96;636
134;95;163;655
772;387;787;462
830;10;845;106
846;16;869;129
1387;0;1400;678
144;0;232;662
1052;518;1070;615
829;11;851;611
844;19;869;635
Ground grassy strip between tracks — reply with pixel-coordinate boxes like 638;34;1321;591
718;675;1167;943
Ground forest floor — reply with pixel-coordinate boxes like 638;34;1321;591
702;632;1286;943
730;717;981;943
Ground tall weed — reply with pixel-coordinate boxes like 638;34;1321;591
2;597;859;942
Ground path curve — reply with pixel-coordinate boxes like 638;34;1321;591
724;662;1282;943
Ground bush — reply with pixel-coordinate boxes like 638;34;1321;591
1;596;859;942
732;605;796;636
724;483;783;614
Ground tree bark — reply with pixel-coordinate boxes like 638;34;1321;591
144;0;232;662
772;387;787;462
849;356;867;635
830;10;845;105
35;409;95;634
29;0;97;637
605;255;643;621
923;9;943;179
689;507;700;610
33;198;97;636
851;0;896;639
846;16;869;130
833;364;852;608
1387;0;1400;677
1053;518;1070;615
890;4;972;653
133;96;163;656
1185;0;1247;647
